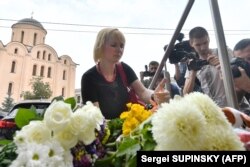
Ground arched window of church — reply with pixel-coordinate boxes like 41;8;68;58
64;60;67;64
8;82;13;95
37;51;40;59
14;48;18;54
47;67;51;78
32;65;37;76
21;31;24;43
62;87;65;97
63;70;66;80
48;54;51;61
43;50;46;60
40;66;44;77
11;61;16;73
33;33;37;45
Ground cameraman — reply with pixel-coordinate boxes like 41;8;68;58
140;61;159;87
140;61;181;97
183;26;233;107
233;39;250;100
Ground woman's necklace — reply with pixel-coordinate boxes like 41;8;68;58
97;63;116;82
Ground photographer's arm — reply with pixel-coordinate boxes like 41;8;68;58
140;71;144;82
174;63;181;81
183;70;197;95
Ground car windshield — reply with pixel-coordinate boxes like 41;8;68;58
6;103;50;118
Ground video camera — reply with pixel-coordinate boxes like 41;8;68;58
231;57;250;78
168;33;208;71
141;65;155;77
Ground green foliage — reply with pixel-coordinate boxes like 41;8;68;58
64;97;77;110
22;77;52;100
96;117;155;167
0;142;17;167
1;94;15;112
15;106;43;129
0;96;77;166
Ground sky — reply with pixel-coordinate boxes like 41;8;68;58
0;0;250;89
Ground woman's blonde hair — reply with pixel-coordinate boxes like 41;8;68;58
93;28;125;63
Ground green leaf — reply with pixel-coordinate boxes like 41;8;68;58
0;139;12;146
15;108;37;128
51;96;64;102
126;155;137;167
95;153;115;167
0;142;17;167
64;97;76;110
116;137;141;157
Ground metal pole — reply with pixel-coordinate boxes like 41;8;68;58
149;0;195;89
209;0;239;109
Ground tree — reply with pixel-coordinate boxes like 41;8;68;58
1;93;15;112
22;77;53;100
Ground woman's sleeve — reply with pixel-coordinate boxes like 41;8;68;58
121;62;138;85
81;72;97;104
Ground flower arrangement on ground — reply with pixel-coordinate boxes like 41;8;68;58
0;97;107;167
0;92;246;167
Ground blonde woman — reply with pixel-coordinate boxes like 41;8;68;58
81;28;170;119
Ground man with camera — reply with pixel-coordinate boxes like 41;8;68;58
233;39;250;93
233;39;250;103
183;26;233;107
140;61;159;88
140;60;181;98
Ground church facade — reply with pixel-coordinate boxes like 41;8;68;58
0;18;77;104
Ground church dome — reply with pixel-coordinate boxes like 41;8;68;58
12;18;46;31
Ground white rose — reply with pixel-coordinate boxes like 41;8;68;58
44;101;72;133
53;124;78;150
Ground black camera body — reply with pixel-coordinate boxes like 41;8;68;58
231;57;250;78
142;71;155;77
168;39;208;71
141;65;155;77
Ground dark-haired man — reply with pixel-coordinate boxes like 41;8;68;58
233;39;250;104
183;26;233;107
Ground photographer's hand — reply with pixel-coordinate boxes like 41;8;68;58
234;67;250;93
207;54;220;70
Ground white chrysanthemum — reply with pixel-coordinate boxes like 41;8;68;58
184;92;231;127
44;139;64;166
152;100;206;150
61;150;74;167
44;100;73;132
53;124;78;150
14;121;51;145
202;125;245;150
13;130;28;149
11;142;50;167
9;152;27;167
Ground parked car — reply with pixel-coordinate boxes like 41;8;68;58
0;100;51;139
0;110;7;119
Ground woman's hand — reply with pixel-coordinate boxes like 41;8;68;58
153;78;171;104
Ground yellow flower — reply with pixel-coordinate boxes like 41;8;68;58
120;111;129;120
120;103;152;136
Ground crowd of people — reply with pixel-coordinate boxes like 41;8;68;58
81;26;250;119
